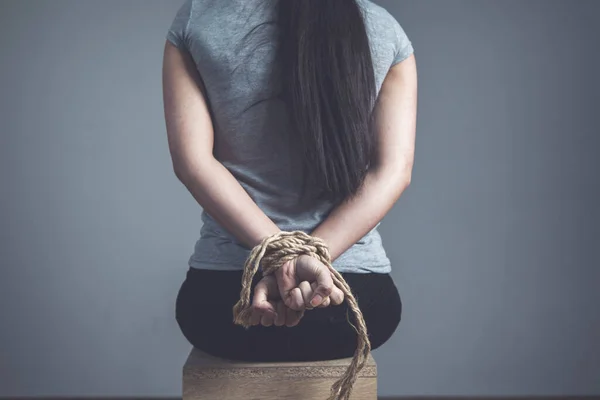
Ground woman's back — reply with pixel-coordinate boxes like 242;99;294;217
166;0;414;273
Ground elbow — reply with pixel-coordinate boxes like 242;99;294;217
171;157;189;182
402;161;413;187
390;169;412;203
173;164;201;185
401;169;412;190
172;159;197;184
384;164;413;202
172;155;216;184
374;159;413;192
396;169;412;195
173;166;188;183
395;156;414;190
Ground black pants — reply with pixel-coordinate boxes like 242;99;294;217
175;267;402;362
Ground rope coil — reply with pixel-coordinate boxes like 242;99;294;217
232;231;371;400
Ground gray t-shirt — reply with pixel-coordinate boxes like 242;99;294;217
166;0;414;273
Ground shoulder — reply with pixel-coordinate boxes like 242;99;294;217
358;0;408;45
358;0;414;65
357;0;401;29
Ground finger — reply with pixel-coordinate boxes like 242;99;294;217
309;281;331;308
285;307;304;327
250;309;262;326
294;256;334;308
298;281;315;309
314;281;344;306
275;259;299;304
309;268;334;308
285;287;306;311
317;296;331;308
274;301;286;327
329;286;345;306
261;303;276;327
251;277;277;326
252;278;277;315
250;281;266;326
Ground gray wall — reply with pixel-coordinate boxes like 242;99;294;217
0;0;598;397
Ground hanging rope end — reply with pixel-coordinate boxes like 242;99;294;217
232;301;253;328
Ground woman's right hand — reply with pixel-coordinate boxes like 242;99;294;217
275;254;345;311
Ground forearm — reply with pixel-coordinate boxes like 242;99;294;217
176;159;280;250
164;43;279;250
311;56;418;262
310;166;411;262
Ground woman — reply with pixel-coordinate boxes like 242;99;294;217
162;0;417;362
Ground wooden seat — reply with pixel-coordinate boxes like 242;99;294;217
182;348;377;399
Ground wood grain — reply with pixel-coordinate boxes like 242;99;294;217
0;395;600;400
183;348;378;399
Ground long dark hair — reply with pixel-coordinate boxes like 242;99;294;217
278;0;377;204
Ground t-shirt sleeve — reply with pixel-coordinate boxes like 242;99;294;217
166;0;193;49
391;17;414;66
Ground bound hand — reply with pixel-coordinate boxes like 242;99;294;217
250;275;304;327
275;254;345;311
249;254;345;327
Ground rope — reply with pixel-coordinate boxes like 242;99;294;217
232;231;371;400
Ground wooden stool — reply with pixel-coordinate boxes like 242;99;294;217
182;348;377;400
